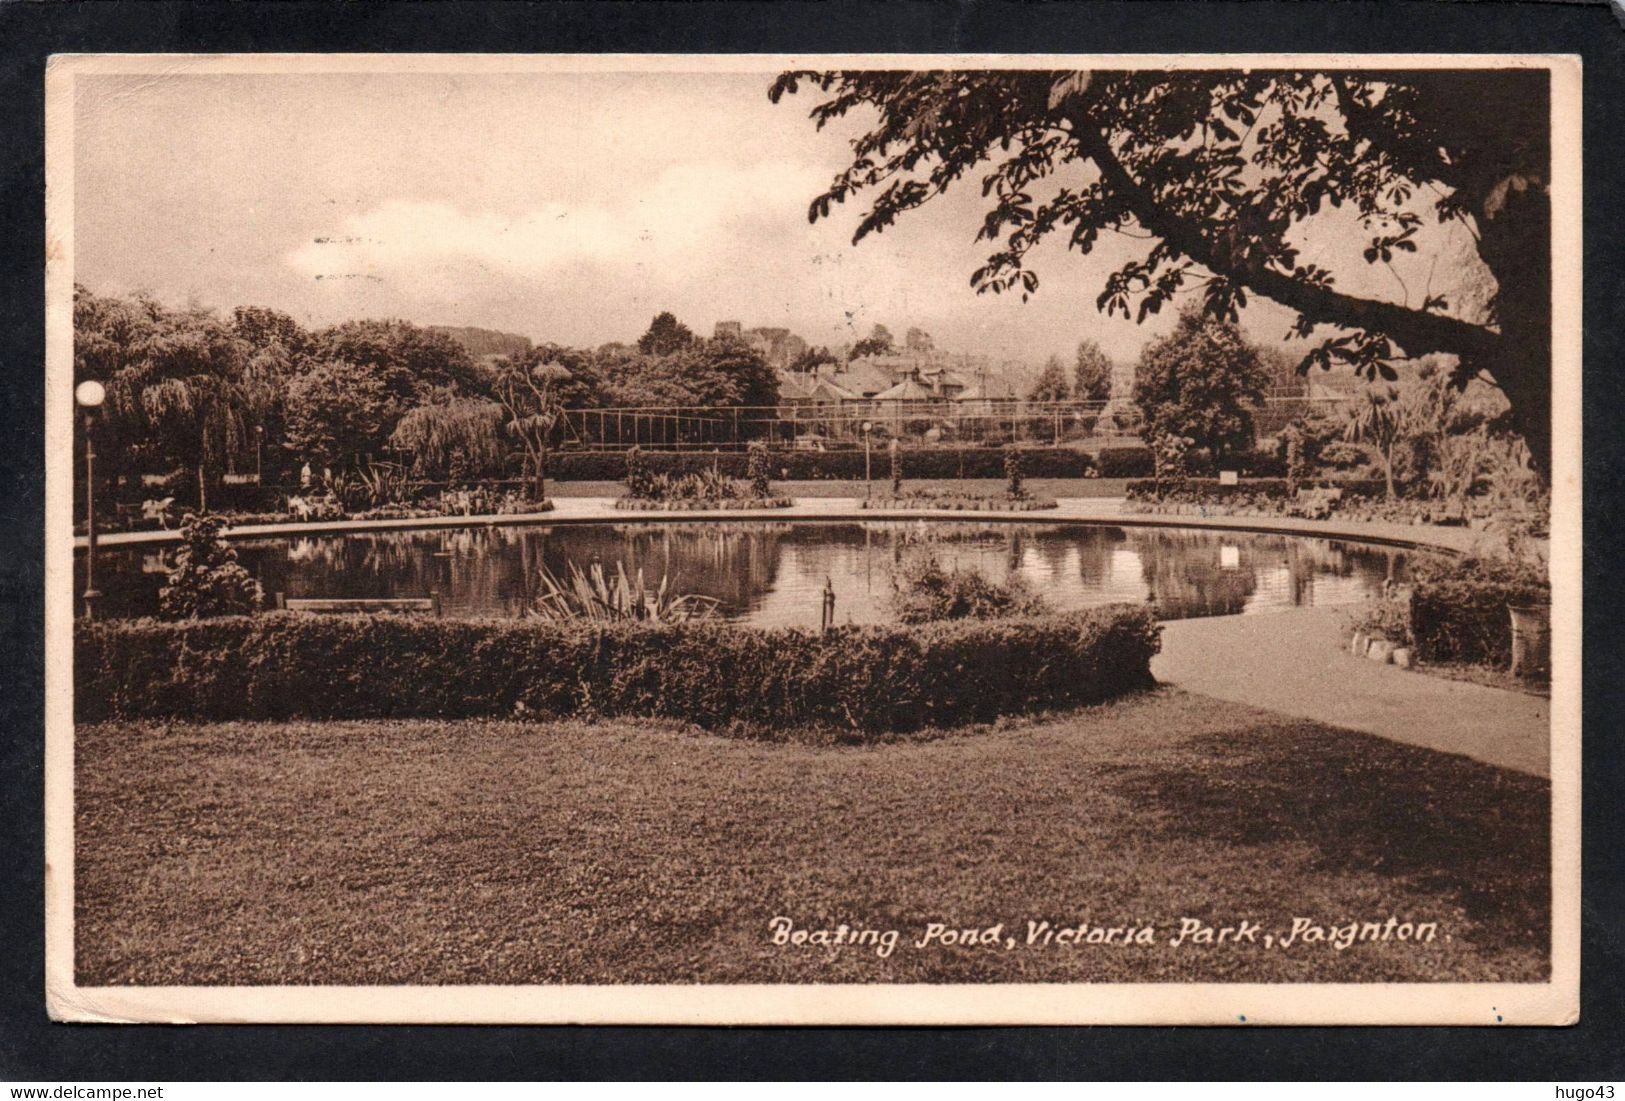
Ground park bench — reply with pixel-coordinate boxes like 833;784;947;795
274;592;443;616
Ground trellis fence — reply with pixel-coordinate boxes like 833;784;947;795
556;392;1350;451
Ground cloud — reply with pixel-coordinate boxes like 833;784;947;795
285;159;831;285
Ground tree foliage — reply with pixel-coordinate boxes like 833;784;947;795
1073;339;1113;402
1133;307;1269;461
789;345;840;373
158;512;262;619
1027;355;1071;402
314;319;482;407
490;356;573;497
771;67;1552;472
636;311;698;356
283;360;394;471
1343;385;1405;499
75;285;271;509
389;398;507;481
848;324;895;361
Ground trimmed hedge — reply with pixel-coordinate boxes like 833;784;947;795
75;606;1161;734
1094;446;1154;479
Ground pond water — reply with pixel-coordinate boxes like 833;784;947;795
89;520;1409;627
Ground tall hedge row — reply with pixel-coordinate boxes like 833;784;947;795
75;607;1161;733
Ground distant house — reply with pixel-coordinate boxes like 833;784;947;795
953;373;1024;414
776;371;858;410
825;360;896;400
872;370;940;404
918;366;969;399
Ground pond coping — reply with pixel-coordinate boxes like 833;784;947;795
76;496;1482;556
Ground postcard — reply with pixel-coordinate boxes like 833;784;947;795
44;52;1580;1025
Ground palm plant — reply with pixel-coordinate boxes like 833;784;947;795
1344;386;1404;500
530;560;721;622
491;358;573;500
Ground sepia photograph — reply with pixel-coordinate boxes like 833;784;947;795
43;52;1581;1025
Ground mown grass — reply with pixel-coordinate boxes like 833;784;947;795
75;690;1549;986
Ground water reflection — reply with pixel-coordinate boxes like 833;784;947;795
86;521;1408;627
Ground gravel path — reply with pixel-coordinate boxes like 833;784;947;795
1153;606;1550;777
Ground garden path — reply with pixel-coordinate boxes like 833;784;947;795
1152;606;1551;778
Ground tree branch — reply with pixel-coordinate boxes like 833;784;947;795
1064;109;1503;365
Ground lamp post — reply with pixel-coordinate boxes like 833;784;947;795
861;421;873;499
255;424;264;485
75;380;106;620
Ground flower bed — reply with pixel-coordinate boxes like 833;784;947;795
1121;478;1464;525
89;494;555;534
612;496;794;512
558;446;1105;482
75;605;1161;735
859;493;1058;512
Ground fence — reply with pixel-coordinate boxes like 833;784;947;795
556;393;1351;452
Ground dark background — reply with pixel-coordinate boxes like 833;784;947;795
2;0;1621;1081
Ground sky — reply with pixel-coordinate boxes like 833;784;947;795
71;68;1488;367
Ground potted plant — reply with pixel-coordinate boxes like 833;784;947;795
1493;495;1552;679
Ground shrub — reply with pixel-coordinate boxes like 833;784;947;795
75;606;1161;734
1352;599;1412;648
746;441;773;499
532;560;720;622
624;446;657;500
1283;426;1308;497
1125;477;1392;501
612;464;794;510
156;513;262;620
1150;432;1193;497
1408;555;1549;667
1004;447;1027;498
890;555;1048;624
859;492;1058;512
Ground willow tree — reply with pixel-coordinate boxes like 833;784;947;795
771;68;1552;474
490;357;573;499
389;398;506;481
82;294;264;511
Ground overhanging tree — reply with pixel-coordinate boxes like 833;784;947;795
771;68;1552;474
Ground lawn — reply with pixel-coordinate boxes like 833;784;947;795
546;477;1133;499
75;690;1549;986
